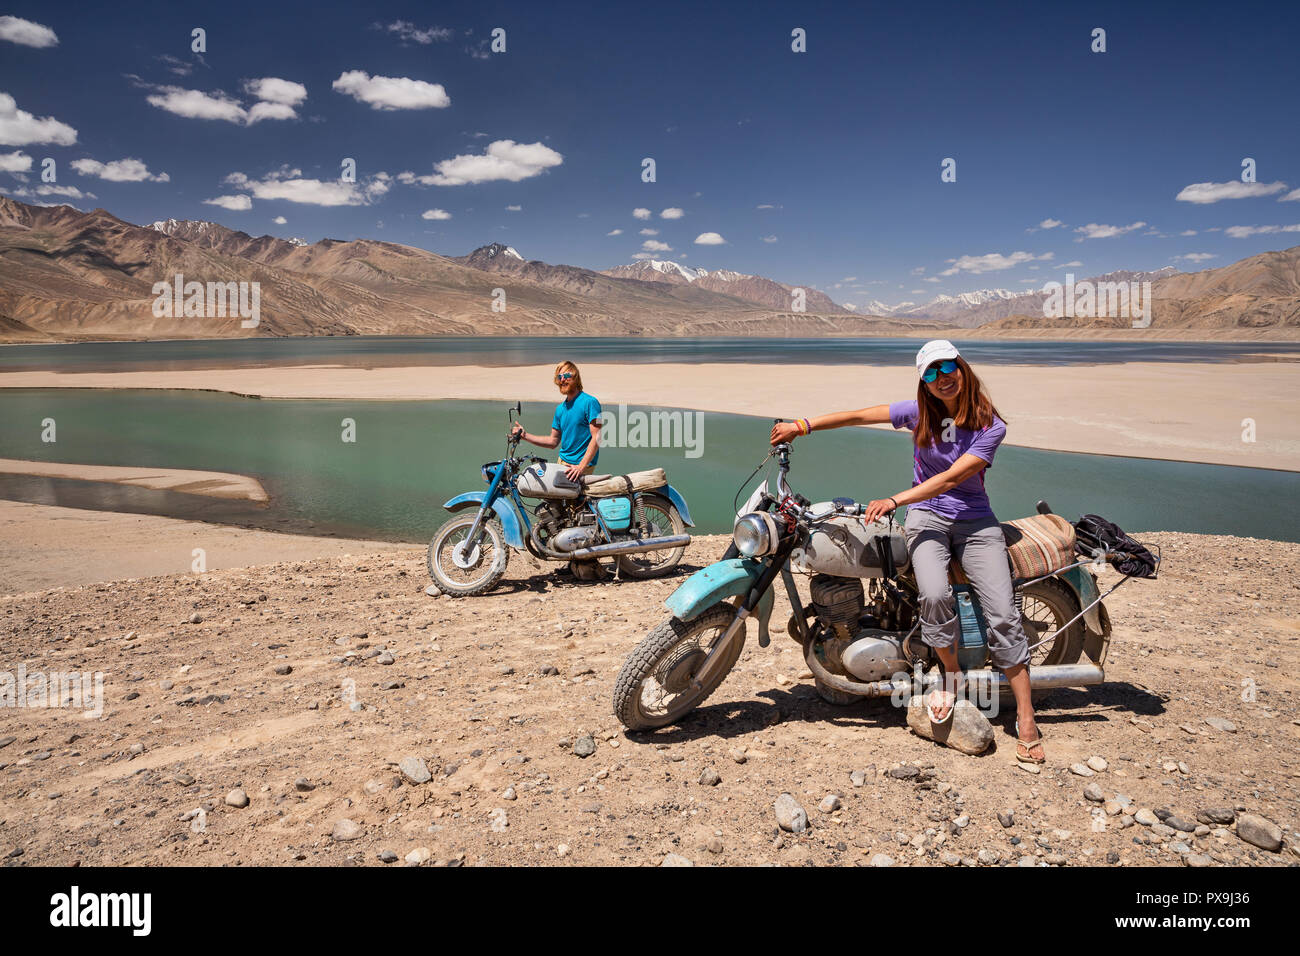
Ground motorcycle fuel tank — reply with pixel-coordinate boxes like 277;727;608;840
789;509;910;579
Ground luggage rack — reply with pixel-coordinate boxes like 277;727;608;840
1016;539;1161;651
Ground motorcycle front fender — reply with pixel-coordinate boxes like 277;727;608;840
443;492;525;549
665;558;775;646
1058;564;1103;634
663;484;695;528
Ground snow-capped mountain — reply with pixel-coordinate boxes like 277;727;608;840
602;259;850;313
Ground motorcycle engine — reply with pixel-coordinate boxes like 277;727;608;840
810;574;908;682
551;524;599;552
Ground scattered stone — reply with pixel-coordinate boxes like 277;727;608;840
1083;783;1106;803
699;767;721;787
818;794;843;814
489;808;508;833
869;854;895;867
1235;813;1282;852
332;818;363;842
188;613;203;624
1045;853;1068;866
378;850;398;863
1134;808;1159;827
294;777;314;792
160;680;174;691
376;651;395;666
729;748;747;764
774;793;808;833
977;848;1001;865
1184;854;1215;868
661;852;694;867
0;737;15;750
573;736;596;758
1017;762;1040;775
224;789;249;809
705;838;724;855
399;756;432;785
888;766;920;781
1204;717;1237;733
501;787;517;801
273;664;292;675
940;851;961;866
1070;763;1095;777
905;696;993;755
173;773;195;787
997;812;1014;828
1086;756;1108;773
850;770;866;788
1197;808;1235;826
405;847;431;864
1166;815;1196;833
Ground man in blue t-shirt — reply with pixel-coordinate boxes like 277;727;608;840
510;361;602;480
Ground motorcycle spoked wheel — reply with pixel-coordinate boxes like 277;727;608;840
427;514;508;597
615;494;687;580
980;576;1085;702
613;603;744;730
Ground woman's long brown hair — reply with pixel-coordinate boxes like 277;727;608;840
912;356;1005;447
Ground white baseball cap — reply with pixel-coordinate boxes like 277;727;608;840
914;339;961;378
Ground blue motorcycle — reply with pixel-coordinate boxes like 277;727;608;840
428;402;695;595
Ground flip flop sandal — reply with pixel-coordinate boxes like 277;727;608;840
1014;718;1046;764
926;674;966;724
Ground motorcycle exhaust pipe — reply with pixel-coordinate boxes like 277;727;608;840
565;534;692;560
804;641;1104;699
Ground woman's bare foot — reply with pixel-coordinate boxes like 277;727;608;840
1015;714;1045;763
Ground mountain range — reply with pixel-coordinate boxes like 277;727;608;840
0;194;1296;341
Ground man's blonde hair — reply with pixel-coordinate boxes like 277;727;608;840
554;360;583;391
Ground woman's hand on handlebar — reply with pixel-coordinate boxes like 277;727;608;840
509;424;525;442
861;498;898;525
770;421;801;445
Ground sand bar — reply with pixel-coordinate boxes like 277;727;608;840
0;458;269;502
0;500;412;594
1;361;1297;471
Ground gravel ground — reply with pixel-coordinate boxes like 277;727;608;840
1;531;1297;867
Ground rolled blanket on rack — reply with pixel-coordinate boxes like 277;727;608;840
583;468;667;497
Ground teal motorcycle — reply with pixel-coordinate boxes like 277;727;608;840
613;432;1156;730
429;402;695;595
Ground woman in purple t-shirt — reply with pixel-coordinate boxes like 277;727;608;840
770;340;1043;764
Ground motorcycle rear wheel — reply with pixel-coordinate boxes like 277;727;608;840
616;495;687;579
613;603;743;730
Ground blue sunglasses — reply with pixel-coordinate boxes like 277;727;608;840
921;359;959;383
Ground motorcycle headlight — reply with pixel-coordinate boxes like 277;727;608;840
734;512;779;558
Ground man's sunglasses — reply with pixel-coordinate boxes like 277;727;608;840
555;372;575;382
922;359;959;383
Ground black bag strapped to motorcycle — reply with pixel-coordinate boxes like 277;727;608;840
1072;513;1160;579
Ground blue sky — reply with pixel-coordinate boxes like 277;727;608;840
1;0;1298;308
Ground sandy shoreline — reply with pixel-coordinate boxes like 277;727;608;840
0;458;268;502
0;500;411;594
2;361;1297;472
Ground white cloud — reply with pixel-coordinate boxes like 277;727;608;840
247;101;298;124
243;78;307;106
0;149;32;173
1073;221;1146;240
660;207;684;219
1061;260;1083;267
332;71;449;110
641;239;672;252
756;203;781;209
1039;218;1063;229
0;92;77;146
272;215;287;224
1173;252;1217;262
505;204;521;211
8;183;93;199
203;195;252;211
1175;181;1288;204
0;15;57;48
375;21;452;44
939;250;1052;276
70;157;169;183
421;208;451;220
630;252;656;260
760;235;777;243
401;140;561;186
224;167;390;207
694;232;726;245
923;276;940;283
1281;188;1300;202
639;228;658;236
1224;223;1300;238
1179;230;1197;236
146;86;247;123
632;207;651;220
606;228;623;236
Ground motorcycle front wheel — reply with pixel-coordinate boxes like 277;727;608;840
427;513;509;596
613;603;744;730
